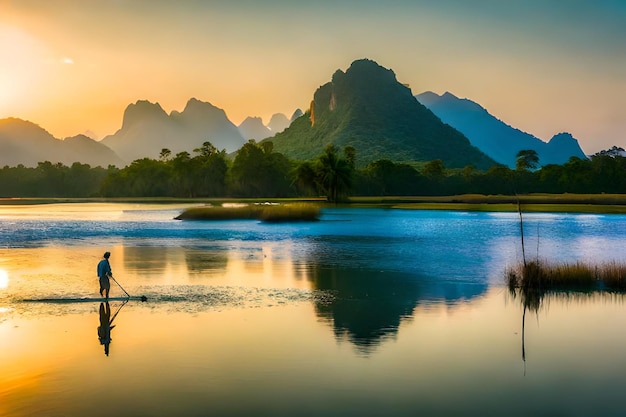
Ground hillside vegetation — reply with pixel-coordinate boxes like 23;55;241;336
268;59;495;169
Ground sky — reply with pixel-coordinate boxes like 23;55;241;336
1;0;625;154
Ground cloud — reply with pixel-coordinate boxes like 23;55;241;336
61;57;74;64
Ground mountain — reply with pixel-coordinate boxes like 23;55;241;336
238;117;272;140
267;113;290;133
0;118;124;168
101;98;246;163
266;59;495;169
290;109;303;122
62;134;126;167
415;91;587;167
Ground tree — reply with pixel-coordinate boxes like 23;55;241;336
292;161;318;196
422;159;445;179
229;140;292;197
359;159;423;196
516;149;539;171
344;145;357;169
317;144;353;202
191;142;228;197
159;148;171;161
101;158;171;197
170;151;193;197
193;141;217;158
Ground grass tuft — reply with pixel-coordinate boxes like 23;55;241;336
506;259;626;291
175;203;320;222
257;203;320;223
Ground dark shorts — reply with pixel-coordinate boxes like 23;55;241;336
99;276;111;290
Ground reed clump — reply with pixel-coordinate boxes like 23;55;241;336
175;203;320;222
506;260;626;291
595;261;626;290
257;203;320;222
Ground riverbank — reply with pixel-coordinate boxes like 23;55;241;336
350;194;626;213
3;194;626;213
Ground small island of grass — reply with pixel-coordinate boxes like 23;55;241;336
506;260;626;291
174;203;321;222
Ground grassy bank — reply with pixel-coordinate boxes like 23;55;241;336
4;194;626;214
377;194;626;214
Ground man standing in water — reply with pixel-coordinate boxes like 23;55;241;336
97;251;112;300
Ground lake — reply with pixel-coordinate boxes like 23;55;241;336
1;203;626;417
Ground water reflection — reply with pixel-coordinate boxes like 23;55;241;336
117;246;229;281
111;233;499;354
311;268;419;354
97;301;126;356
184;249;228;274
310;265;489;354
508;285;625;373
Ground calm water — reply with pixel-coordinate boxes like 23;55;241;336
1;203;626;416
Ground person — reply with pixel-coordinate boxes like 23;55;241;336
97;251;113;300
97;301;115;356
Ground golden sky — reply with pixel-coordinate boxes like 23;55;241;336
1;0;625;154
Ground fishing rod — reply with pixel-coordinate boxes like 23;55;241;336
110;275;148;302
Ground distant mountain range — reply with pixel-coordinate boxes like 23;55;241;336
100;98;247;162
415;91;587;168
0;118;124;168
0;58;592;169
238;112;298;141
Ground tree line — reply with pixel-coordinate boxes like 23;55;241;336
1;142;625;200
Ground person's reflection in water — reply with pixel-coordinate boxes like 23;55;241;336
97;301;126;356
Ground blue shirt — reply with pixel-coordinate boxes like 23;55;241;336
97;259;112;279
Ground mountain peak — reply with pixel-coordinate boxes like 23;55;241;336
267;113;290;133
122;100;168;130
337;58;399;88
238;116;271;140
546;132;587;160
0;118;123;167
347;58;394;75
548;132;575;142
441;91;458;100
290;109;303;122
268;59;495;169
0;117;56;139
102;98;245;162
416;91;485;114
413;91;441;107
182;97;219;114
63;134;93;142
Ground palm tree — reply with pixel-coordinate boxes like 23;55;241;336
317;144;353;203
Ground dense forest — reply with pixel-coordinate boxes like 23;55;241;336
1;140;625;200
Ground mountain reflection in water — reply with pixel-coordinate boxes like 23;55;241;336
3;205;626;416
311;266;488;353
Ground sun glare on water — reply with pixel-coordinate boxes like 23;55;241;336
0;269;9;289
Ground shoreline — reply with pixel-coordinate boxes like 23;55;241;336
3;194;626;214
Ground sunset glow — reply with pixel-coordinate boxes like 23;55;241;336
0;269;8;289
1;1;625;153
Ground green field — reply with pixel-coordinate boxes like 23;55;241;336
347;194;626;213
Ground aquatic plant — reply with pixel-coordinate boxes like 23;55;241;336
175;203;320;222
257;203;320;222
506;260;626;291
